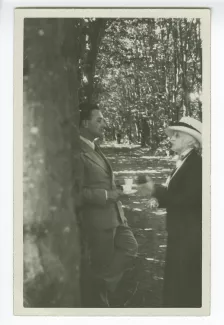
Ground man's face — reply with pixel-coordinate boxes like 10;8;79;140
86;109;106;139
169;131;194;153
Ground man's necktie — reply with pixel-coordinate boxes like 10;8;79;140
95;145;103;157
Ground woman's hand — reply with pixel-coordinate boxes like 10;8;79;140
146;198;159;210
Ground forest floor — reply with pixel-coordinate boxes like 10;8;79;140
100;144;176;308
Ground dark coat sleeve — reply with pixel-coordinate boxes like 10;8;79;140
153;184;168;208
154;157;202;210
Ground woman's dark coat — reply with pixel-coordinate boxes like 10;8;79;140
154;150;202;307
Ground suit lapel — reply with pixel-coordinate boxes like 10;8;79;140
95;144;113;176
80;139;110;174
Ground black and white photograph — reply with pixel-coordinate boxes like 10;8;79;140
13;8;210;316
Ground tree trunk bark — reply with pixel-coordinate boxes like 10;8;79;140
23;18;82;307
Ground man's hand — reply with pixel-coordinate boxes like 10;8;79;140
106;189;122;202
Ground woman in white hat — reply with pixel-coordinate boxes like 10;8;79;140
138;116;202;307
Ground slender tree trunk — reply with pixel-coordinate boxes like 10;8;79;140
141;118;149;147
83;19;107;102
172;19;179;121
179;19;190;116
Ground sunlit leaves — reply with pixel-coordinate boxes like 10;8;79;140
95;18;202;148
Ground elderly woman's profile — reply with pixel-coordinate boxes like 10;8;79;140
138;116;202;308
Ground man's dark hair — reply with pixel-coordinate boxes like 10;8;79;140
79;102;100;127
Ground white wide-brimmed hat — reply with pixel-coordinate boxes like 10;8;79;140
165;116;202;145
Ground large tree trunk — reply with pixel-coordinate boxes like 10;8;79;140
23;18;82;307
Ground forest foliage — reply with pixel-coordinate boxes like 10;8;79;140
95;18;202;149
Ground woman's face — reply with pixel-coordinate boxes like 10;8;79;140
169;131;195;154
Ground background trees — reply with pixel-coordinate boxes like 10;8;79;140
94;18;202;148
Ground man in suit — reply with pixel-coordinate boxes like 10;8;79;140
78;103;138;307
138;117;202;308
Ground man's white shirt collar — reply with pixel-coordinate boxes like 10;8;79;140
80;135;95;150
